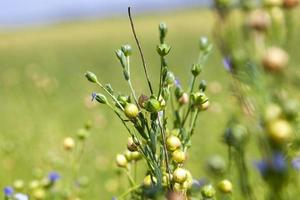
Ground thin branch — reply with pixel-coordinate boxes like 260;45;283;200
128;7;154;94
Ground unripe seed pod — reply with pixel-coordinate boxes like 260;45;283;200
145;98;161;113
94;93;107;104
199;100;210;111
262;47;289;72
85;71;98;83
127;137;138;152
172;150;186;163
124;103;139;119
178;93;189;105
173;168;187;184
121;44;132;56
159;22;168;42
182;170;193;190
166;135;181;151
199;37;211;52
115;154;128;168
218;179;233;193
201;184;216;198
29;180;40;190
63;137;75;151
77;128;89;140
131;151;142;161
33;189;46;200
267;119;292;144
143;175;157;187
165;71;175;85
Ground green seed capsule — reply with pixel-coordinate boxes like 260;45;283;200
145;98;161;113
173;168;187;184
165;71;175;85
116;154;128;168
201;184;216;198
85;71;98;83
33;189;46;200
166;135;181;151
191;64;202;77
143;175;157;187
95;93;107;104
218;179;233;193
172;150;186;163
124;103;139;119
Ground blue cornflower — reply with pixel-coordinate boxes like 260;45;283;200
223;57;233;73
48;171;61;182
3;186;14;197
255;152;287;177
91;92;97;101
292;156;300;170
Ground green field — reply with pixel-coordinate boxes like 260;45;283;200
0;8;300;199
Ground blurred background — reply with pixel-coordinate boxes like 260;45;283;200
0;0;299;199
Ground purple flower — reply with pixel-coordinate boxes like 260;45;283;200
254;152;287;177
223;57;233;72
48;171;61;182
91;92;97;101
292;156;300;170
174;79;181;88
3;186;14;197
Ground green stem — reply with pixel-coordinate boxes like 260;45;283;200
117;184;140;200
96;82;124;111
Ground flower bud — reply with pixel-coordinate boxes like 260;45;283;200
118;95;129;107
165;71;175;86
262;47;289;72
267;119;292;144
115;154;128;168
175;87;184;99
105;84;114;94
121;44;132;56
145;98;161;113
178;93;189;105
127;137;138;152
191;64;202;77
143;175;157;187
218;179;233;193
173;168;187;184
85;71;98;83
166;135;181;151
283;0;299;8
172;150;186;163
63;137;75;151
159;22;168;43
199;37;212;52
124;103;139;119
199;80;207;92
157;44;171;56
201;185;216;198
94;93;108;104
115;49;127;69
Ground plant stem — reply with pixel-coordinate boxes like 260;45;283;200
96;82;124;111
128;7;153;95
117;184;140;200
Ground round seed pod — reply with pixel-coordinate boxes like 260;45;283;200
267;119;292;144
124;103;139;119
218;179;233;193
131;151;142;161
264;103;282;122
262;47;289;72
115;154;128;168
127;137;138;152
143;175;157;187
247;9;271;31
178;93;189;105
173;168;187;184
166;135;181;151
201;185;216;198
63;137;75;151
199;100;210;111
33;189;46;200
172;150;186;163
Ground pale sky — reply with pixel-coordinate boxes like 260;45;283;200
0;0;209;27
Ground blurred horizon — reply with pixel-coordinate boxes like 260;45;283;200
0;0;209;29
